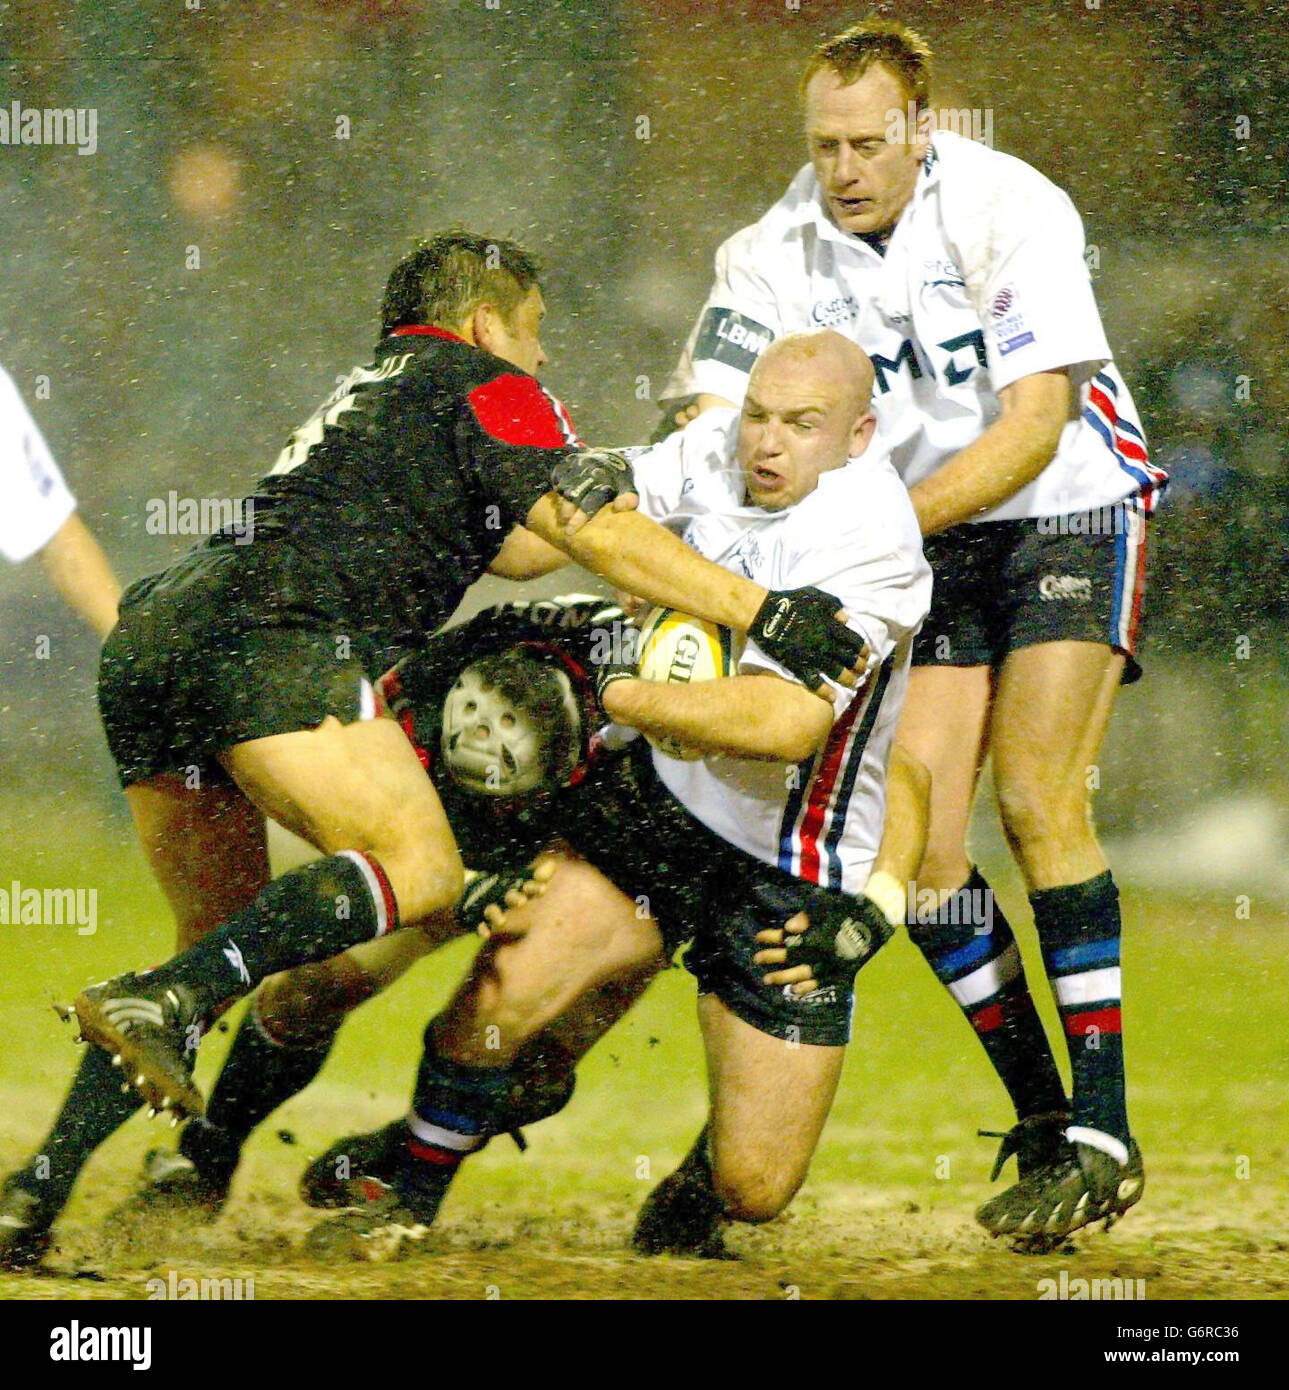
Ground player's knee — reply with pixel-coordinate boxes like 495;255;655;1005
996;778;1090;851
382;842;465;925
712;1159;800;1224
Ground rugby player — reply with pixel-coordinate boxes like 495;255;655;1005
661;18;1162;1243
0;231;866;1269
1;361;120;636
130;583;924;1251
139;590;650;1217
293;329;933;1258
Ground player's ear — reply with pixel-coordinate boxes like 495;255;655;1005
849;410;878;458
470;303;504;356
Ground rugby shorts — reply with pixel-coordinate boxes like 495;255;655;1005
568;742;861;1047
99;599;380;787
912;500;1150;683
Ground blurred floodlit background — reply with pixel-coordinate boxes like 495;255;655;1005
1;0;1286;895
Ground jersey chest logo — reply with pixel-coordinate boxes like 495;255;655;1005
869;329;987;394
810;294;860;328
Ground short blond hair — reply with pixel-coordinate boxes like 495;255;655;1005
800;17;933;113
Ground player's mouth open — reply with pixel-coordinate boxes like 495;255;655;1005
752;465;782;487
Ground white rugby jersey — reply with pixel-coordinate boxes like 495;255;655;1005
0;364;75;563
665;132;1165;521
627;408;931;893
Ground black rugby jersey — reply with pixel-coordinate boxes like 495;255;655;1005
121;328;580;672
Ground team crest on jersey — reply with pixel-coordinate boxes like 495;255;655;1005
989;283;1036;356
728;533;762;577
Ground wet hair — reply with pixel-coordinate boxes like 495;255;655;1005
462;648;579;787
380;228;541;337
800;17;933;114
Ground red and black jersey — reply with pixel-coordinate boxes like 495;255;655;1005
121;328;580;672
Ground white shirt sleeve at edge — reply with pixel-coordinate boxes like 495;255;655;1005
663;226;786;405
943;154;1112;395
0;368;77;563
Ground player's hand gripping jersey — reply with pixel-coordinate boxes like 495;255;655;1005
626;410;932;893
665;133;1166;521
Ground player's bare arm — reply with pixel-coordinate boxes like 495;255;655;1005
601;671;834;763
525;494;760;629
524;495;861;690
486;524;569;579
37;512;122;638
906;370;1073;538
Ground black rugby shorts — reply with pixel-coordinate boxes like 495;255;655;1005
912;501;1151;683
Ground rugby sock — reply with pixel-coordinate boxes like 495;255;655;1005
1031;871;1130;1152
11;1046;142;1221
179;999;334;1184
633;1125;729;1254
908;868;1067;1120
661;1128;725;1223
142;853;398;1022
392;1030;508;1218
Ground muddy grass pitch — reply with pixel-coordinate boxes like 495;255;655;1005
2;822;1286;1301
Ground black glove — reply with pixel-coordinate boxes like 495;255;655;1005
781;892;894;992
587;618;640;712
750;587;867;689
550;448;635;522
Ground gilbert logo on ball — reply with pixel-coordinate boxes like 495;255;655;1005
635;608;736;761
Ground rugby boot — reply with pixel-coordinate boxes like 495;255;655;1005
977;1132;1145;1252
57;973;204;1120
136;1146;230;1220
299;1121;408;1210
632;1129;734;1260
979;1109;1073;1183
0;1180;54;1271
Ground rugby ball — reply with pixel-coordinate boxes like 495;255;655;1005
634;608;736;760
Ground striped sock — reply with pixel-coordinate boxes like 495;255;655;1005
390;1030;519;1216
909;869;1067;1120
1031;871;1130;1151
145;852;398;1021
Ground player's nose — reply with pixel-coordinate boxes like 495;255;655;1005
832;143;860;185
759;422;787;455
